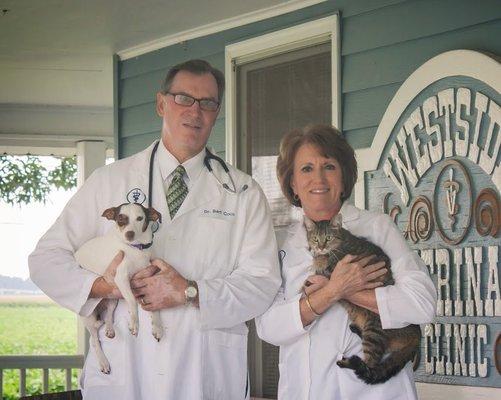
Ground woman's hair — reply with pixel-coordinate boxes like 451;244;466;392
277;124;357;207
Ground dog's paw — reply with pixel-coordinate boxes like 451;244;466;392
152;324;164;342
105;327;115;339
129;322;138;337
99;360;111;374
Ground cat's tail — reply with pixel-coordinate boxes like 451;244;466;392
337;345;417;384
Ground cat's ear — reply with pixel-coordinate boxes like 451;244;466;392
331;213;342;228
303;215;316;231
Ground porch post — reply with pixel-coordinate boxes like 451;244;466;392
76;140;107;186
75;140;107;355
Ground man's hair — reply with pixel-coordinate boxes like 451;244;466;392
160;59;225;102
277;124;357;207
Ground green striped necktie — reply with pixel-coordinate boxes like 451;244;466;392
167;165;188;219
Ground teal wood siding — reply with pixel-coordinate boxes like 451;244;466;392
341;0;501;149
117;0;339;158
117;0;501;158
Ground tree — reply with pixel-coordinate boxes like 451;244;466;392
0;155;77;205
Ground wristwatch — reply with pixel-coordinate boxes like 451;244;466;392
185;280;198;305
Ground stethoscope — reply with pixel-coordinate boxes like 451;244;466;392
147;140;247;210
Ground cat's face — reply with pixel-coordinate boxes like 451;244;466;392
305;215;343;255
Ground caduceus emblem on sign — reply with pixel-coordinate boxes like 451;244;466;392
444;168;460;230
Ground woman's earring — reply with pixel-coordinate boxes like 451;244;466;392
293;193;299;201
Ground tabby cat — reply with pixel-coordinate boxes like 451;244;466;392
304;213;421;384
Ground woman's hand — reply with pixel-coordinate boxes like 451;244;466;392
299;255;386;327
303;274;329;296
326;254;387;302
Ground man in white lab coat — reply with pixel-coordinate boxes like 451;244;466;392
29;59;281;399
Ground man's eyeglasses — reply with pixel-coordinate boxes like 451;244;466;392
165;92;220;112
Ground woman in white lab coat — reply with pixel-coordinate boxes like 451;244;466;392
29;139;281;399
256;124;436;400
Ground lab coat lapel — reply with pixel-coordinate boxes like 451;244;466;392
127;142;157;207
150;159;170;223
287;216;309;250
172;167;220;219
133;141;169;224
339;202;361;225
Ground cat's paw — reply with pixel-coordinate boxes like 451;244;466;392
349;324;362;337
336;357;350;368
337;355;362;370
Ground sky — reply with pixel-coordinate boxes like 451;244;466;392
0;157;76;280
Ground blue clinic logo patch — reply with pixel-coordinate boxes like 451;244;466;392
127;188;146;205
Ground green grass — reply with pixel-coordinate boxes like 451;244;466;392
0;296;78;400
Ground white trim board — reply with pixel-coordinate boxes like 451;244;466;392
416;382;500;400
353;49;501;208
117;0;327;60
224;13;340;165
0;103;114;156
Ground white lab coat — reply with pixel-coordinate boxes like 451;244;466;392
256;203;436;400
29;141;281;400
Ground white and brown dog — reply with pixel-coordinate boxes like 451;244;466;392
75;202;162;373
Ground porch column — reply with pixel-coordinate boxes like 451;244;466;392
75;140;107;355
76;140;107;186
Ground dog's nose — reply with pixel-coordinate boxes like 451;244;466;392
125;231;135;241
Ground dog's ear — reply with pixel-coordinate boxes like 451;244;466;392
148;208;162;224
102;207;118;220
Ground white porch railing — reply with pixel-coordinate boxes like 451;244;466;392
0;355;83;398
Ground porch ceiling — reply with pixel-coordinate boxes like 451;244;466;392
0;0;313;153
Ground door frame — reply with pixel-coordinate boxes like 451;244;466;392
224;13;341;166
224;13;340;396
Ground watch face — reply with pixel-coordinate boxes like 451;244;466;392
186;286;197;298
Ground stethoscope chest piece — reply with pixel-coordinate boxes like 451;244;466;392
150;221;160;233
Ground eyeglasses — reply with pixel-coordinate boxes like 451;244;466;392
165;92;220;112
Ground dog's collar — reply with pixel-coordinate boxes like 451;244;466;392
129;242;153;250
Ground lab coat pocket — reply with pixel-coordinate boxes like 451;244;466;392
188;217;236;270
338;359;406;400
81;318;127;388
204;329;247;399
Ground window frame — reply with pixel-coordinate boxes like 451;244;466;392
224;13;341;166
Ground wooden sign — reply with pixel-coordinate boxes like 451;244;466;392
355;50;500;388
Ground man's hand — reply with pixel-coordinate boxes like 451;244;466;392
131;259;188;311
89;251;124;299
